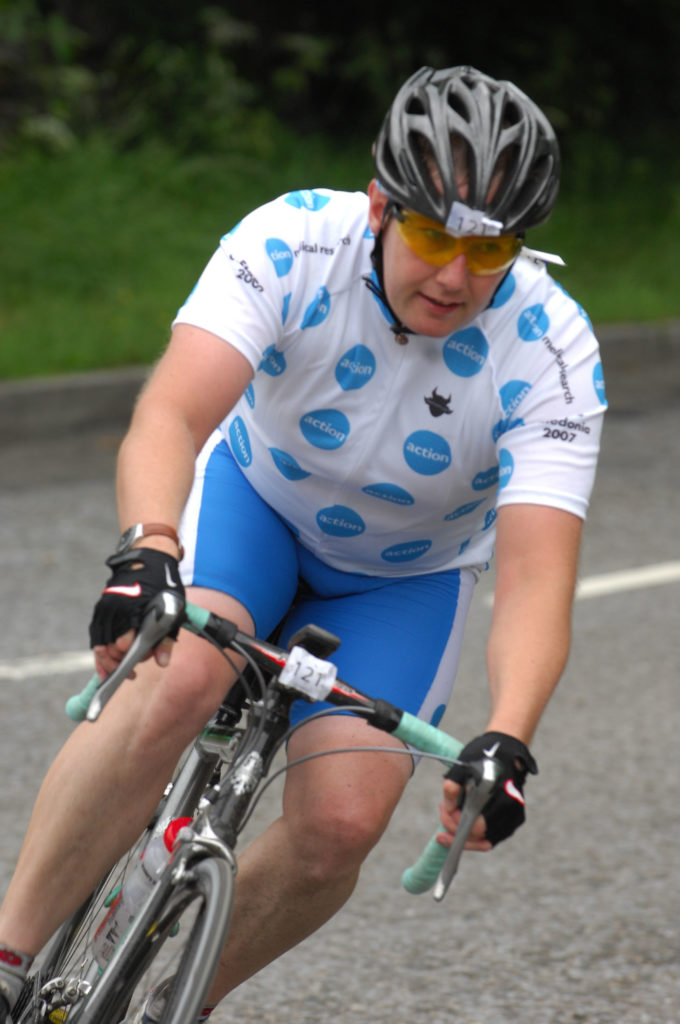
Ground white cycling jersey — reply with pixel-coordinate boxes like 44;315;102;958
174;187;607;576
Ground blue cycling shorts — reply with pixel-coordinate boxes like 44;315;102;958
180;431;477;729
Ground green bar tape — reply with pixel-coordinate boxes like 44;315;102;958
65;674;100;721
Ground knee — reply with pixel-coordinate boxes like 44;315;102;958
114;644;228;748
290;799;390;885
153;662;223;732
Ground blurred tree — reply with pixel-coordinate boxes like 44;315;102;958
2;0;678;166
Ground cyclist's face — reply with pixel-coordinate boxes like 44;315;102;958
367;180;508;338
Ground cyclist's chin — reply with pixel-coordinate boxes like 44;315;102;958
402;295;477;338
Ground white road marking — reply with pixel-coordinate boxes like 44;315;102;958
0;651;93;681
3;561;680;680
574;560;680;599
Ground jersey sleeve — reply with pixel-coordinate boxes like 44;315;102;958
492;276;607;520
172;200;292;373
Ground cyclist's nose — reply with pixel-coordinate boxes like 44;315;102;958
433;252;469;289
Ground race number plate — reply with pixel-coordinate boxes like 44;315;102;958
278;646;337;701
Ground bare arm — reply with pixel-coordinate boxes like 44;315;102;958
116;323;254;535
483;503;583;744
441;503;583;846
93;324;253;674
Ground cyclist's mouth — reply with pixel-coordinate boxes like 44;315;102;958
420;293;463;313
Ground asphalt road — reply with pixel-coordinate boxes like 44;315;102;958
1;339;679;1024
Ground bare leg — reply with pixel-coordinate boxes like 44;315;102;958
205;714;413;1004
0;588;252;955
0;597;413;1011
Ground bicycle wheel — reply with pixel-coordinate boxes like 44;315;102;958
72;854;233;1024
12;743;223;1024
12;830;155;1024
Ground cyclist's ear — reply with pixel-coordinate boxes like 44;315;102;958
367;179;389;234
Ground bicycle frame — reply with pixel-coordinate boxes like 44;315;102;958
15;590;499;1023
68;593;491;898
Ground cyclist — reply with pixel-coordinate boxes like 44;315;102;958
0;65;606;1022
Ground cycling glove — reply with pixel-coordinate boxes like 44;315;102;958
89;548;184;647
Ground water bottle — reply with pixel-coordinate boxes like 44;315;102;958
92;817;192;967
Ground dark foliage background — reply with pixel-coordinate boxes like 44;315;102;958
2;0;678;177
2;0;679;378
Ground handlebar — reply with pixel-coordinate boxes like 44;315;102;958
67;591;186;722
66;590;501;901
403;755;502;900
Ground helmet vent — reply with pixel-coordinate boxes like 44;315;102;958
511;153;553;217
405;97;427;115
502;100;523;127
446;93;472;121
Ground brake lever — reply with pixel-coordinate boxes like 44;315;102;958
432;755;503;902
86;590;186;721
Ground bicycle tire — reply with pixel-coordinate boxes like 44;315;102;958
12;838;150;1024
71;854;233;1024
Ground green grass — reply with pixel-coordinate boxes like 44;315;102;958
2;136;679;379
531;182;680;324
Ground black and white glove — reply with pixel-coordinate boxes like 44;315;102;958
445;731;538;846
89;548;185;647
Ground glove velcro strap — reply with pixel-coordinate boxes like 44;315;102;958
477;731;538;776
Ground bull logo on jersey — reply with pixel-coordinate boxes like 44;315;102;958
424;387;453;417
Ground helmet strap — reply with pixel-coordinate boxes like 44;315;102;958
365;203;413;343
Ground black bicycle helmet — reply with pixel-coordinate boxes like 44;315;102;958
373;65;560;234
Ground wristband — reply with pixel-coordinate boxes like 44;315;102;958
116;523;184;560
